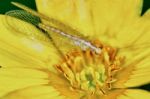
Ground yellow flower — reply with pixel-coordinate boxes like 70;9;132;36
0;0;150;99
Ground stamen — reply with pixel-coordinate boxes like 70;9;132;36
55;40;123;94
99;88;106;95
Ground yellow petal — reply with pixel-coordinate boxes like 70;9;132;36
114;17;150;87
1;85;65;99
117;89;150;99
124;56;150;87
114;48;150;88
0;68;49;97
116;17;150;48
0;15;60;71
94;0;143;38
109;9;150;88
100;16;150;52
36;0;143;37
99;89;150;99
83;89;150;99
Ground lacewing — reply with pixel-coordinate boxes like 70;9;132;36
5;2;101;56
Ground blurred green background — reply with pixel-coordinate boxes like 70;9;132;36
0;0;150;91
0;0;36;14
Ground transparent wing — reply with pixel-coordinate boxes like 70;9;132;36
4;10;82;57
6;2;101;56
8;2;150;55
5;10;41;26
5;10;52;47
11;2;87;39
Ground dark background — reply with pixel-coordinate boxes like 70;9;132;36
0;0;150;91
0;0;36;14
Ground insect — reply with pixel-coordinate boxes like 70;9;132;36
5;2;101;57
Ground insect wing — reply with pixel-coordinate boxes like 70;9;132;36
9;2;92;55
4;10;52;47
5;10;81;56
11;2;87;39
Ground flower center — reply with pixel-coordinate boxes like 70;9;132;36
54;40;124;94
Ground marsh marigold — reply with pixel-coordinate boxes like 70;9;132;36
0;0;150;99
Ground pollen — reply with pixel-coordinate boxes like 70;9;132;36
54;40;124;95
